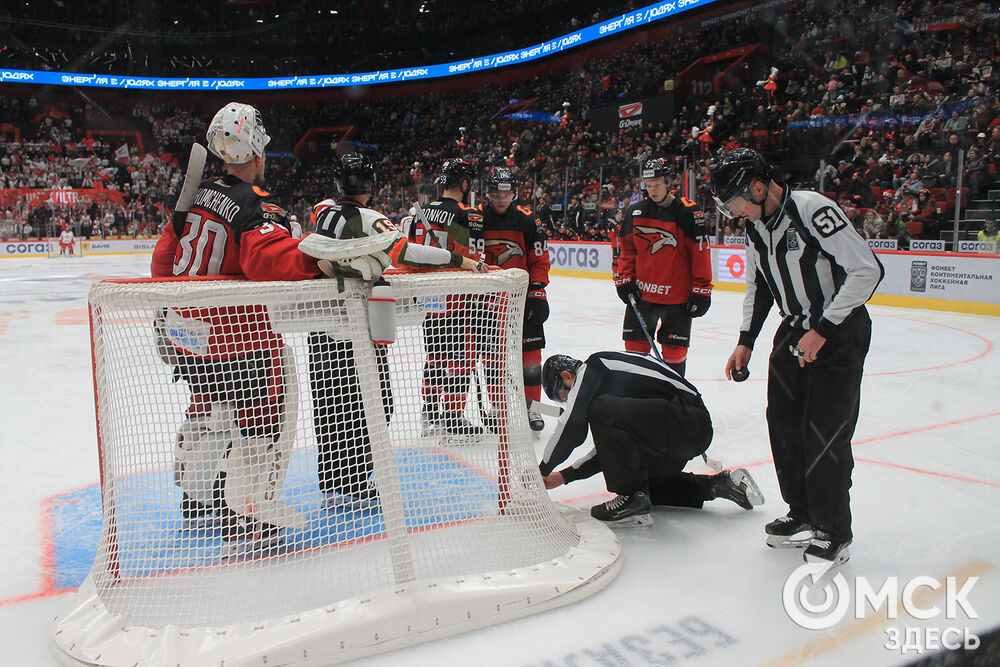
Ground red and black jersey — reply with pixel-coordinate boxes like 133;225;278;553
617;195;712;306
480;202;550;287
150;174;320;359
152;174;318;281
407;196;483;261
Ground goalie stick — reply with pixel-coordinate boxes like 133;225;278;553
176;143;207;213
170;143;207;238
627;295;725;473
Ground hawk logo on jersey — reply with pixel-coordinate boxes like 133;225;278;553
634;225;679;254
485;239;525;265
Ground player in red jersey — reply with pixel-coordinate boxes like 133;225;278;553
480;166;551;432
152;102;321;559
615;157;713;377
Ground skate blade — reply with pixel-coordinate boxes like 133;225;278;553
440;433;484;446
601;513;654;528
766;530;813;548
731;468;765;507
804;546;851;568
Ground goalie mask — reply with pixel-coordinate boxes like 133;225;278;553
336;152;377;197
206;102;270;164
710;148;774;218
543;354;582;403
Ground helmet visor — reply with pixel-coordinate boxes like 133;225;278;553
713;189;749;219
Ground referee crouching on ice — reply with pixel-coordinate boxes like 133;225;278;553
538;351;763;528
712;148;883;567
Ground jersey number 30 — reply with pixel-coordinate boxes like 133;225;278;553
173;212;230;276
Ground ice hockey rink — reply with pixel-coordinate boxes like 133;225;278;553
1;253;998;666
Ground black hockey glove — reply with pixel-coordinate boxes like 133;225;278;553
615;279;641;305
686;287;712;318
525;285;549;327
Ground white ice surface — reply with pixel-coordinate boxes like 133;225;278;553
1;254;998;666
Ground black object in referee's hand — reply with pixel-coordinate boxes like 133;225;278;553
732;367;750;382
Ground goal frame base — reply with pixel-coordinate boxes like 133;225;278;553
52;507;620;667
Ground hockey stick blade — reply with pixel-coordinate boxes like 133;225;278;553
176;143;207;214
702;453;724;472
528;399;563;417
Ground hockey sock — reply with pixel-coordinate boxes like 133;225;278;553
624;340;651;354
661;345;687;377
523;350;542;402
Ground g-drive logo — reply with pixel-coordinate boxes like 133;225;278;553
618;102;643;130
618;102;643;118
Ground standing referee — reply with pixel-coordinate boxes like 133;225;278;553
711;149;883;566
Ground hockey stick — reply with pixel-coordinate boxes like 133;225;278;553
528;399;563;417
412;202;444;248
627;295;725;472
176;143;207;214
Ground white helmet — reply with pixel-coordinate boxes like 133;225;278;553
206;102;270;164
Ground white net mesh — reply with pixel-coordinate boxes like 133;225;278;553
81;268;586;632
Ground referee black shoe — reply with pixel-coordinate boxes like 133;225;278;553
765;514;813;548
590;490;652;528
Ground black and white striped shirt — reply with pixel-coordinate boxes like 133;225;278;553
739;187;884;348
539;351;703;481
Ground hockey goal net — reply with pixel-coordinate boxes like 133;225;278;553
47;237;83;257
53;268;620;666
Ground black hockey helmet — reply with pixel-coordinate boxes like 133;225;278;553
542;354;582;402
437;158;477;189
710;148;773;216
336;152;376;196
484;166;518;193
641;157;674;182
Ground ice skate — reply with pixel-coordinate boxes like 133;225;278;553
804;531;851;567
709;468;764;510
590;490;653;528
765;514;813;548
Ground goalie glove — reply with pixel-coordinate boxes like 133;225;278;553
686;286;712;317
614;278;641;305
298;230;404;281
525;284;549;327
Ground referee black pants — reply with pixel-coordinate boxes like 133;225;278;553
589;394;714;507
767;309;871;541
308;334;393;497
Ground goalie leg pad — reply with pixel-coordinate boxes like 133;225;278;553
173;412;234;508
224;346;309;530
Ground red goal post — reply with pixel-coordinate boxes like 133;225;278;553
53;268;620;666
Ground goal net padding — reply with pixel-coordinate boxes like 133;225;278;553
52;268;620;666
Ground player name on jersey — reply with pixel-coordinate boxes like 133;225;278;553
194;188;241;223
420;206;457;227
